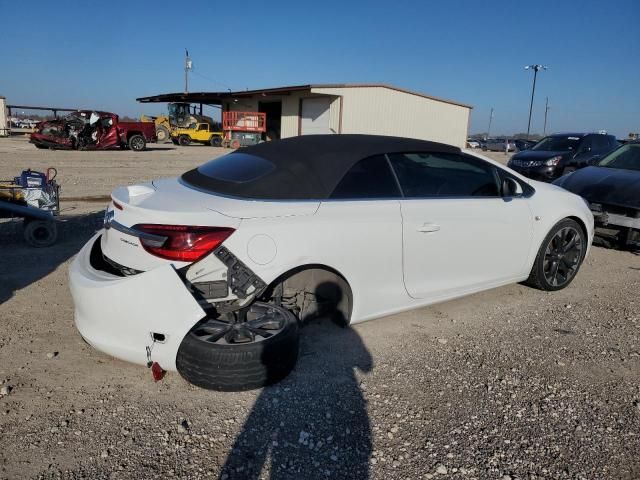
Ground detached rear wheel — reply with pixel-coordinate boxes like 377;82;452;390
176;302;299;391
525;218;586;291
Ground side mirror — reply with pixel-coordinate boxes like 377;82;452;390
502;177;523;197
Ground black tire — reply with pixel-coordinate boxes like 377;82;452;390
128;134;146;151
178;135;191;146
23;219;58;247
34;144;48;150
176;302;299;391
155;125;170;143
525;218;586;291
210;135;222;147
171;138;179;145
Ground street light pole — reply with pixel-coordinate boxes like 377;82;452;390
524;64;547;140
487;107;494;140
543;97;550;136
184;49;193;94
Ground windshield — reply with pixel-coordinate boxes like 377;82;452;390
532;136;582;152
597;143;640;171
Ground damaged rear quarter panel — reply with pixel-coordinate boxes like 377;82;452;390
70;235;206;371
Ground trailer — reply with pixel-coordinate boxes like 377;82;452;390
0;168;60;247
221;111;266;149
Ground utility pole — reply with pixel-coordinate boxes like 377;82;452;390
524;64;547;139
487;107;494;140
184;49;193;94
543;97;550;135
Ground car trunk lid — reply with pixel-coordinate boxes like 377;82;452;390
101;178;318;272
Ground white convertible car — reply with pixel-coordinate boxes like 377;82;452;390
69;135;594;390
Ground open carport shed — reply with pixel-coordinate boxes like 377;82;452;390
137;84;472;148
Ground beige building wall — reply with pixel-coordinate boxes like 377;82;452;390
221;86;470;147
0;97;8;137
312;86;470;148
224;91;341;139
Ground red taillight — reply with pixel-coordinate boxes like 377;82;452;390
134;224;235;262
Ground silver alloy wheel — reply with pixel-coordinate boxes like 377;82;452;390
130;136;145;150
542;226;584;287
190;303;287;345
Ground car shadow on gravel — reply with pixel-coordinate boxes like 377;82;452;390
219;315;373;479
0;212;103;304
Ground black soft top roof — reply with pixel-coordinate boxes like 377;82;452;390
181;134;460;200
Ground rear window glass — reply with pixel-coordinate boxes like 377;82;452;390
196;153;275;183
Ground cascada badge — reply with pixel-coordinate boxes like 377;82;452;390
103;209;114;229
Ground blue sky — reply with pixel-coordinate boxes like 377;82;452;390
1;0;638;137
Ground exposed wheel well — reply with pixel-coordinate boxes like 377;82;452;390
567;216;588;242
261;265;353;325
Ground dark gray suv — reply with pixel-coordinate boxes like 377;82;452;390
507;133;618;182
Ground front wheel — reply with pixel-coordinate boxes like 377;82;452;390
525;218;586;291
128;134;146;151
178;135;191;146
176;302;299;391
155;125;170;143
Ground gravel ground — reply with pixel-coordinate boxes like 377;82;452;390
0;137;639;479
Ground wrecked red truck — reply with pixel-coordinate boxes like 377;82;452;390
30;111;156;151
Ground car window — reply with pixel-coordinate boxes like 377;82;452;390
196;153;276;183
330;155;401;199
590;135;610;151
598;143;640;171
197;124;208;131
532;136;582;151
387;152;500;198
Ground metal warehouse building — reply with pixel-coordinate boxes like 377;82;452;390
138;84;472;148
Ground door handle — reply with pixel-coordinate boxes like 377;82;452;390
417;223;441;233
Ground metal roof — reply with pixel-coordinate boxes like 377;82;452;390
136;84;473;109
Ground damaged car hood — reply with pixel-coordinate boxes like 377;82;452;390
554;166;640;209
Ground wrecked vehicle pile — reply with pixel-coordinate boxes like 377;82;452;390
30;110;156;151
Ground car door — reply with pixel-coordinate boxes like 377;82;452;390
572;136;596;167
388;152;533;300
96;115;119;148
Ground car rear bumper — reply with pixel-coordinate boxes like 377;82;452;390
591;207;640;230
69;233;206;371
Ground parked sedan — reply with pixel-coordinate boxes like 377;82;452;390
553;141;640;248
483;138;516;152
508;133;618;182
69;135;593;391
514;139;538;152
